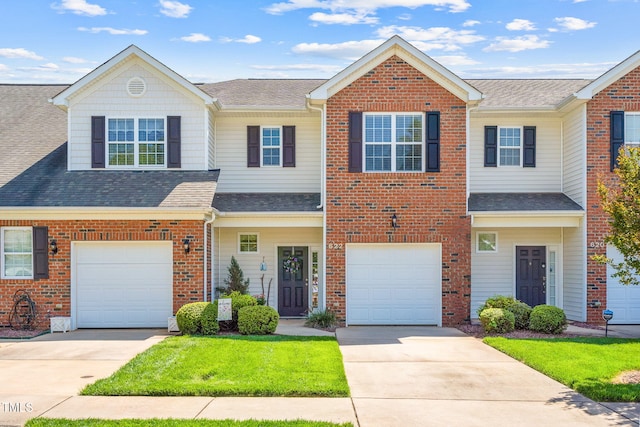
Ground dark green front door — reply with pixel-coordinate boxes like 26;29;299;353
278;247;308;317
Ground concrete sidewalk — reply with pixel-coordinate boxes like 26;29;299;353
0;322;639;426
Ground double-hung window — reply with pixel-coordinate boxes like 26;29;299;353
107;118;165;167
498;127;522;166
262;127;281;166
625;112;640;146
1;227;33;279
364;113;423;172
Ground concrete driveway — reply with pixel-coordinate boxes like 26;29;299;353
0;329;168;426
337;326;638;427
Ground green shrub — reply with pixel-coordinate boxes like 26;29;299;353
477;295;517;316
219;291;258;331
509;301;533;330
200;303;220;335
529;305;567;334
175;302;209;335
238;305;279;335
479;308;515;334
221;256;250;294
305;309;338;330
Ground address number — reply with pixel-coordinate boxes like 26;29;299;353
328;242;343;250
589;241;606;248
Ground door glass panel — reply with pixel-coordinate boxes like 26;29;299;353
548;251;556;306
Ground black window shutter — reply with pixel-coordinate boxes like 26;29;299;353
348;112;362;173
425;112;440;172
523;126;536;167
167;116;181;168
283;126;296;167
484;126;497;167
33;226;48;280
91;116;105;168
247;126;260;167
611;111;625;171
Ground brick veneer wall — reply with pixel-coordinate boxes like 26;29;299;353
325;55;471;326
586;66;640;323
0;219;208;328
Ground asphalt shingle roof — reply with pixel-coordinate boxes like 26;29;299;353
468;193;584;212
198;79;326;109
0;143;219;208
213;193;321;212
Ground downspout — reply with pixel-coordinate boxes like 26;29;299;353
203;214;215;302
306;97;327;311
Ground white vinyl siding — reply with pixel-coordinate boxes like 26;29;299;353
67;58;207;171
213;227;322;307
562;105;586;207
214;113;321;192
469;116;562;192
563;225;586;322
208;108;216;169
471;228;561;317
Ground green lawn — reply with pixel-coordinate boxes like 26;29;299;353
82;335;349;397
26;419;353;427
484;337;640;401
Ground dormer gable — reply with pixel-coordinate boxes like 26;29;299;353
575;49;640;100
308;35;483;104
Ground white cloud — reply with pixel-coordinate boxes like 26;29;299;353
251;63;344;74
309;12;378;25
377;25;485;51
506;19;536;31
52;0;107;16
573;0;589;3
180;33;211;43
292;39;384;60
554;16;596;30
398;13;412;20
483;35;550;52
158;0;192;18
266;0;471;15
63;56;89;64
39;63;59;70
462;19;481;27
0;64;8;71
220;35;262;44
432;54;480;66
463;61;616;79
78;27;148;35
0;48;43;60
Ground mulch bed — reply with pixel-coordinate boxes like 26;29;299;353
457;321;605;339
0;327;48;339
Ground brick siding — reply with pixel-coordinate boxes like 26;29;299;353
325;56;471;326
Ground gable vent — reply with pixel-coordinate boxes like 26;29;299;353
127;77;146;97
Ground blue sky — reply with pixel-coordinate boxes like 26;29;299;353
0;0;638;83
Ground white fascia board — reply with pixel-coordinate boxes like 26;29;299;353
50;45;215;107
308;35;483;103
575;50;640;100
0;207;213;221
471;211;584;228
213;211;323;228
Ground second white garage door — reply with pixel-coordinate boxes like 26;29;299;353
607;245;640;324
74;241;173;328
346;243;441;326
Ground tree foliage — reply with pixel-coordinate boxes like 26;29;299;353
594;146;640;286
222;255;250;294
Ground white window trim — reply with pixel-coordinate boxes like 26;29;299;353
238;232;260;254
106;116;167;169
625;112;640;146
497;126;523;167
476;231;498;253
363;112;425;173
1;226;33;279
260;126;283;167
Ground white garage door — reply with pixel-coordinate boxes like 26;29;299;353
607;245;640;324
74;242;173;328
346;243;441;325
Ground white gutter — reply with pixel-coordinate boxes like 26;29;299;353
203;215;215;302
305;97;326;210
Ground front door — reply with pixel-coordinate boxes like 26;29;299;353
516;246;546;307
278;247;308;316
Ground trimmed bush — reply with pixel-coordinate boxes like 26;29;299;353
238;305;279;335
305;309;338;330
477;295;517;316
509;301;533;330
529;305;567;334
479;308;515;334
200;303;220;335
175;302;209;335
219;291;258;331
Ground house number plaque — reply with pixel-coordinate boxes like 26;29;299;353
328;242;343;250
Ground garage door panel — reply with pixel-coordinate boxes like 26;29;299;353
75;242;173;328
607;245;640;324
347;244;441;326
